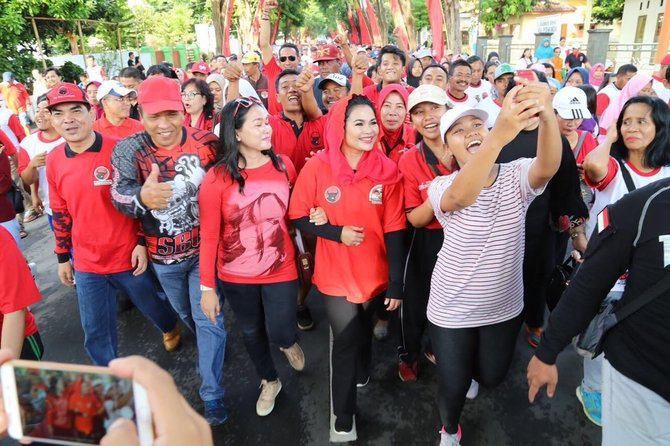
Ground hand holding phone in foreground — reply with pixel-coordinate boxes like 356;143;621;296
102;355;213;446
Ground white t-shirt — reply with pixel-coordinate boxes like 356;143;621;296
465;79;493;104
445;90;478;109
19;132;64;215
586;158;670;292
651;78;670;103
427;158;546;328
476;96;502;129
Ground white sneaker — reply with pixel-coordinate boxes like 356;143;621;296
280;343;305;371
256;379;282;416
439;425;462;446
466;379;479;400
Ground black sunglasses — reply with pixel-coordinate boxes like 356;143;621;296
279;55;297;62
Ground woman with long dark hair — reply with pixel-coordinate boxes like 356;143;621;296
199;96;306;418
288;95;405;440
182;78;214;131
574;96;670;427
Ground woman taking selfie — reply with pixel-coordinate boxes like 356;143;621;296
199;97;306;419
428;79;561;445
288;95;405;440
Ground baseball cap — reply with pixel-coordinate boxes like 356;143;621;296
2;72;13;83
191;61;211;74
318;73;350;89
97;80;135;101
137;76;183;114
552;86;592;120
494;63;515;80
571;42;581;49
407;84;449;112
440;107;489;143
46;82;89;110
661;54;670;65
241;52;261;64
414;48;432;59
313;44;341;63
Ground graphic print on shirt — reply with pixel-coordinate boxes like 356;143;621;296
223;187;289;277
150;153;204;235
325;185;341;203
369;184;383;204
93;166;112;186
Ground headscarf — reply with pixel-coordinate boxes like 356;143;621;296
588;63;605;87
206;74;226;110
84;81;103;119
534;38;553;60
406;58;423;88
316;95;401;186
599;73;654;137
376;85;415;162
563;67;589;87
486;51;500;62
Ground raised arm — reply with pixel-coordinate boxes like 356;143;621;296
334;33;354;67
259;0;278;65
296;66;322;120
582;123;617;184
439;86;543;212
350;53;369;95
223;62;243;102
517;79;562;189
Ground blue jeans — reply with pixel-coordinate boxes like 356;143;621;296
219;279;298;381
151;256;226;402
75;269;178;366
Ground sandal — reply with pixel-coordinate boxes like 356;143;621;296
20;230;28;239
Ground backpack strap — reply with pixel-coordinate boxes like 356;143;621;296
573;131;588;160
616;158;636;193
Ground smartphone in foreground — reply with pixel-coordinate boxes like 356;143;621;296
516;69;537;82
1;360;153;446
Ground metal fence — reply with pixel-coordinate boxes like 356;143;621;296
607;43;659;71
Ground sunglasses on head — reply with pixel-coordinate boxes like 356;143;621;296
279;55;297;62
233;96;263;116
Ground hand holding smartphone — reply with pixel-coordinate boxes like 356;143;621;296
1;360;153;446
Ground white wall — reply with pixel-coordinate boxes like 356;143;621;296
45;51;152;78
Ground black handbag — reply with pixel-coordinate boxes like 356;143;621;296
7;183;24;214
546;255;579;311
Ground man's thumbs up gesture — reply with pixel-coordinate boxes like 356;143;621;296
140;163;173;209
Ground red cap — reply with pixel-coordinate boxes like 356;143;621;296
191;61;211;74
313;44;341;63
46;82;88;110
661;54;670;65
137;76;184;114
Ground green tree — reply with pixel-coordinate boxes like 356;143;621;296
411;0;429;30
591;0;625;23
479;0;534;31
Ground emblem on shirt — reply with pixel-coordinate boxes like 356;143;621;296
93;166;112;186
324;185;341;203
260;91;269;99
310;132;321;147
369;184;383;204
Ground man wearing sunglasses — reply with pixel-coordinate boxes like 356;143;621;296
92;81;144;139
260;0;301;116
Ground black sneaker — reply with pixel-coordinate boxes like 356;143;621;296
296;305;314;331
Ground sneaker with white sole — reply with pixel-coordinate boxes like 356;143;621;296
466;380;479;400
280;343;305;371
256;379;282;416
439;424;462;446
576;384;602;426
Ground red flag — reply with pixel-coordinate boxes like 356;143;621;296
355;3;372;45
389;0;408;50
365;0;381;44
271;4;282;43
222;0;235;55
347;6;359;45
252;0;265;42
426;0;444;61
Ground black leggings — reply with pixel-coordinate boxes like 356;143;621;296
429;314;523;433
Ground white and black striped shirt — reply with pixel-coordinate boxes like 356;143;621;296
427;158;545;328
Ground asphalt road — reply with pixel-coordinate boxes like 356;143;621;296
5;215;601;445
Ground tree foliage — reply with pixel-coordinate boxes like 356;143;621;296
591;0;625;23
479;0;534;31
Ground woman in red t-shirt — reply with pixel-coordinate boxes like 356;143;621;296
181;79;214;131
199;96;305;418
288;95;405;438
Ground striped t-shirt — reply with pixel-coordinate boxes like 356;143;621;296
427;158;545;328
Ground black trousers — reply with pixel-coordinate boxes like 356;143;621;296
399;227;443;363
324;291;384;418
522;223;555;328
429;314;523;433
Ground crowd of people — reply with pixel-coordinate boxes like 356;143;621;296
1;2;670;443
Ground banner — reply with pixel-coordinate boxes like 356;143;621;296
389;0;409;50
365;0;382;44
346;6;360;45
355;3;372;45
271;4;282;43
426;0;444;61
222;0;235;55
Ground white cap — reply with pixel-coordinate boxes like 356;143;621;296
318;73;350;89
414;48;432;59
440;106;489;143
97;80;134;101
552;86;592;120
407;84;448;112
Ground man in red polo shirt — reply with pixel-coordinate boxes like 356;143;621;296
45;82;180;367
92;81;144;139
1;72;31;135
191;61;211;81
260;0;301;115
361;45;413;106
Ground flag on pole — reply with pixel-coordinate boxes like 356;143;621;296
427;0;444;61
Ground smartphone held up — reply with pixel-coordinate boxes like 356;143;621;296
1;360;153;446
